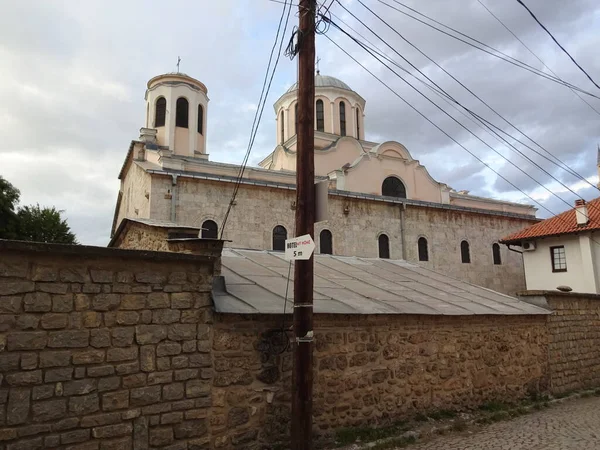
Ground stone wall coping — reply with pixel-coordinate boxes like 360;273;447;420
0;238;216;263
518;290;600;300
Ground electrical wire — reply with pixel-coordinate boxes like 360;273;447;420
476;0;600;117
516;0;600;91
335;1;600;200
220;0;293;238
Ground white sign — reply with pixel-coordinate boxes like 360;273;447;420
284;234;315;261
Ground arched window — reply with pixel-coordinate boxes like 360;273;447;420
320;229;333;255
155;97;166;127
418;237;429;262
378;234;390;259
201;220;218;239
273;226;287;251
492;243;502;265
294;103;298;135
280;110;284;144
356;107;360;139
339;101;346;136
176;97;189;128
197;104;204;135
461;240;471;264
382;177;407;198
316;99;324;132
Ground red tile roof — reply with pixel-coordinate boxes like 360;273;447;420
501;197;600;243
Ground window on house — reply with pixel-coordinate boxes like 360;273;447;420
175;97;189;128
201;220;218;239
551;245;567;272
492;243;502;265
461;240;471;263
316;99;324;132
197;104;204;135
320;229;333;255
272;226;287;252
280;110;285;144
418;237;429;262
294;103;298;135
155;97;166;127
356;107;360;139
378;234;390;259
339;101;346;136
381;177;407;198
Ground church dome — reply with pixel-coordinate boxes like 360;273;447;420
285;74;354;93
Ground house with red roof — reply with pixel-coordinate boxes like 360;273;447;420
501;198;600;293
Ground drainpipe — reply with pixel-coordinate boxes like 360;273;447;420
399;203;407;260
170;174;178;223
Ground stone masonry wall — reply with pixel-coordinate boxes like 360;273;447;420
144;175;535;295
211;313;548;449
536;292;600;394
0;240;217;450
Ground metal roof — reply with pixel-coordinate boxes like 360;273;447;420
286;74;354;93
213;249;550;316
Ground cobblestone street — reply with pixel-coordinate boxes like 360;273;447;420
407;396;600;450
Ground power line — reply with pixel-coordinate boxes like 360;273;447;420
516;0;600;91
326;10;596;219
373;0;600;101
338;0;600;195
220;0;293;238
476;0;600;117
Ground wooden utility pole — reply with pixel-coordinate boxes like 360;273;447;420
292;0;316;448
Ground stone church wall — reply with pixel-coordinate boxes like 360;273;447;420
147;176;535;295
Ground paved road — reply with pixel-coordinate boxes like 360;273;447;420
407;396;600;450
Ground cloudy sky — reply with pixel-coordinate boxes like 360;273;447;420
1;0;598;245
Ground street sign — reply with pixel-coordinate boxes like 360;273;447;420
284;234;315;261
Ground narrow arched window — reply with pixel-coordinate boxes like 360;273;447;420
176;97;189;128
320;229;333;255
155;97;166;127
316;99;324;132
492;243;502;265
201;220;218;239
273;226;287;251
461;240;470;264
378;234;390;259
356;107;360;139
294;103;298;136
280;110;285;144
339;101;346;136
197;104;204;135
418;237;429;262
382;177;407;198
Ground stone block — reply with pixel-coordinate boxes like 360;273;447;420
32;385;54;401
130;386;161;406
116;271;134;283
147;292;169;309
0;261;28;278
149;427;174;446
116;311;139;325
74;294;91;311
39;350;70;368
48;330;89;348
90;329;111;348
115;361;139;375
32;265;57;281
228;407;250;427
101;437;132;450
107;346;138;362
111;327;135;347
37;283;68;294
0;353;20;371
52;294;73;312
73;349;105;365
162;383;184;401
63;379;97;396
168;324;196;341
15;314;40;330
90;270;113;283
61;429;91;444
152;309;181;324
136;325;167;344
171;292;193;309
45;367;73;382
135;272;166;284
156;357;171;371
82;311;102;328
123;373;147;388
231;429;258;445
140;345;155;372
80;412;121;428
69;393;100;415
7;388;30;425
148;371;172;385
98;376;121;392
181;310;202;323
0;281;35;296
6;436;44;450
121;295;145;310
6;369;42;386
92;423;133;439
102;391;129;411
23;292;52;312
32;399;67;422
157;341;181;357
17;423;51;437
41;313;69;330
45;435;60;447
173;419;207;439
172;356;189;369
0;296;22;313
92;294;120;311
52;417;80;431
186;380;210;398
59;267;88;283
174;369;198;381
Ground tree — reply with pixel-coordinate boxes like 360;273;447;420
0;175;20;239
17;204;78;244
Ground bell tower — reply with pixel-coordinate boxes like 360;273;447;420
144;73;209;157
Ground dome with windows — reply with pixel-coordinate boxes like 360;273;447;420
285;73;355;94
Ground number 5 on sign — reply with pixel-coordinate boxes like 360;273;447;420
284;234;315;261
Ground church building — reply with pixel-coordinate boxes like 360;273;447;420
111;72;539;295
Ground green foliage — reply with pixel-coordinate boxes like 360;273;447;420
17;204;77;244
0;175;20;239
0;175;78;244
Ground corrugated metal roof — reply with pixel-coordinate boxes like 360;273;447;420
501;197;600;243
213;249;550;316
